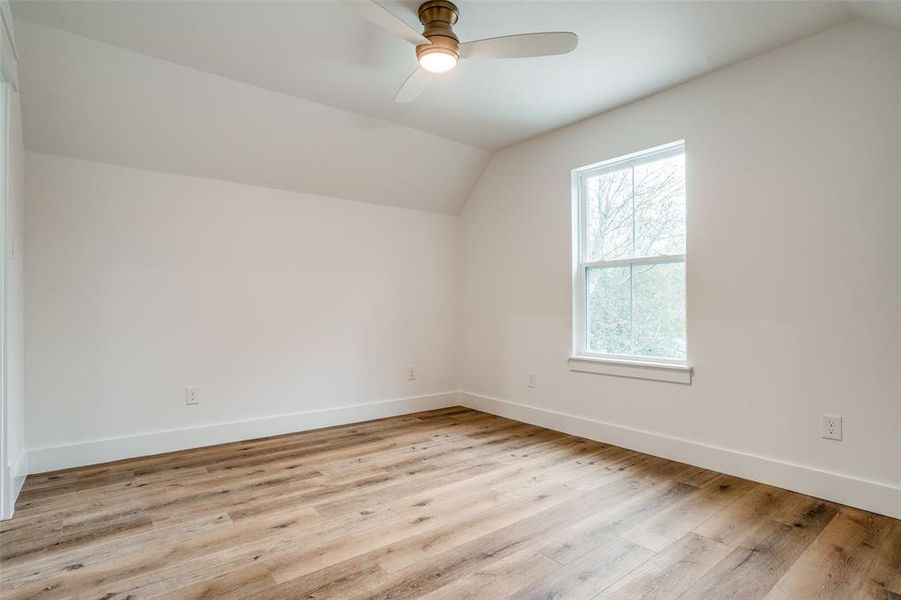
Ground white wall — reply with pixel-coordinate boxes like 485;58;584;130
25;152;459;470
459;21;901;517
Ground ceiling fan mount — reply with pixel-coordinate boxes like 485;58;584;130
415;1;461;73
349;0;579;102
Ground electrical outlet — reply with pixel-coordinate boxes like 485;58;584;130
407;366;416;381
185;386;199;405
821;414;842;441
527;372;536;388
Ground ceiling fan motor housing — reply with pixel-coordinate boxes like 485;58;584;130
416;0;460;62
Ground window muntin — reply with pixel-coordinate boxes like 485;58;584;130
575;142;686;363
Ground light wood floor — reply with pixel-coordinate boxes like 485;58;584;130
1;407;898;599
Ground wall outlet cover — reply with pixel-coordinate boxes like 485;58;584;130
822;414;842;441
186;387;199;405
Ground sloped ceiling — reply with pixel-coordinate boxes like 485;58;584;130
13;19;490;214
13;0;858;151
11;1;897;214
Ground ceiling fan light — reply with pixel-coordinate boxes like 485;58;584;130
419;50;457;73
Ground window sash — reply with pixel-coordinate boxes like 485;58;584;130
577;146;686;264
577;257;686;364
581;254;685;270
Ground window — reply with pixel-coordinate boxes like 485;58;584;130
572;141;687;373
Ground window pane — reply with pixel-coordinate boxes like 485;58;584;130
586;266;631;355
632;262;686;360
585;167;633;261
634;153;686;257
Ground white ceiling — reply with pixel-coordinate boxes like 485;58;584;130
13;19;490;214
846;1;901;31
11;1;899;215
12;0;863;151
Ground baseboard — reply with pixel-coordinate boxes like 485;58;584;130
1;452;29;520
25;390;901;518
27;392;459;474
459;391;901;519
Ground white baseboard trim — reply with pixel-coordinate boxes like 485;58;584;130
1;452;29;520
459;391;901;519
27;392;459;474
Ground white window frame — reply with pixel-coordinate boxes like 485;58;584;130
570;141;692;384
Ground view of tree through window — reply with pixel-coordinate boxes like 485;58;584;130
576;143;686;361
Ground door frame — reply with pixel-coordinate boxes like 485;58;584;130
0;80;9;520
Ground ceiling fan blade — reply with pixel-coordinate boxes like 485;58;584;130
460;32;578;60
394;67;433;103
347;0;431;47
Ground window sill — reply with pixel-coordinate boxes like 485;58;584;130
568;355;692;384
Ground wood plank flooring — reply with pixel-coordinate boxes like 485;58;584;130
1;406;898;599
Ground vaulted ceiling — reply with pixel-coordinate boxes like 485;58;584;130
10;1;898;214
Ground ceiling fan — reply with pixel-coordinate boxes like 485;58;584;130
350;0;578;103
